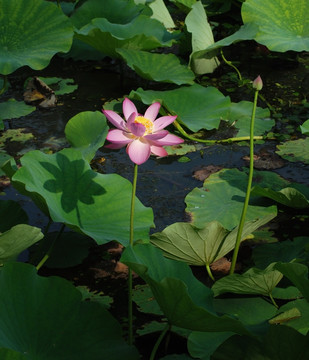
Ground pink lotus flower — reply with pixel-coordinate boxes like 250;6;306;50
103;98;184;165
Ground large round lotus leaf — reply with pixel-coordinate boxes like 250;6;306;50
116;49;195;85
64;111;108;162
276;138;309;164
130;84;231;132
75;15;179;58
229;101;274;137
0;99;35;120
0;0;74;75
242;0;309;52
12;148;154;246
185;168;278;230
70;0;145;29
0;262;138;359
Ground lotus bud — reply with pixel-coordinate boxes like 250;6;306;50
252;75;263;91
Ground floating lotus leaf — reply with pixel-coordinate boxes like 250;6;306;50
185;168;278;230
242;0;309;52
0;262;138;359
229;101;274;137
75;15;179;58
276;138;309;164
130;84;231;132
39;77;78;95
12;148;153;246
117;49;195;85
64;111;108;162
121;243;250;334
151;214;275;266
212;263;283;298
0;99;35;120
0;0;74;75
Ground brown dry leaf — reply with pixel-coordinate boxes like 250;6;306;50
243;149;284;170
210;257;232;274
193;165;222;181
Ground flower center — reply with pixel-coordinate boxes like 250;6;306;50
134;116;153;134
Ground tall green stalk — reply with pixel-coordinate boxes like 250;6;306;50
128;163;138;346
230;76;262;275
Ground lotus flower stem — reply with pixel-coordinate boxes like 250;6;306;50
173;120;264;143
36;223;65;271
230;77;262;274
150;323;170;360
128;163;138;346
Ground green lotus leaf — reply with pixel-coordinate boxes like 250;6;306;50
0;200;28;232
188;296;277;359
214;297;277;331
121;243;250;334
275;262;309;301
0;348;24;359
39;77;78;96
229;101;274;137
212;263;283;298
188;331;234;360
276;138;309;164
169;0;197;12
151;214;275;266
0;99;35;120
202;23;259;54
148;0;175;28
0;0;74;75
274;299;309;335
116;49;195;85
64;111;108;162
0;262;138;359
0;151;11;175
185;168;278;230
252;186;309;208
130;84;231;132
12;148;154;246
212;325;309;359
242;0;309;52
185;1;219;74
75;15;179;58
300;119;309;135
70;0;145;29
253;237;309;269
0;225;43;264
